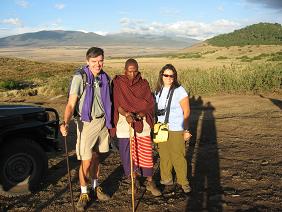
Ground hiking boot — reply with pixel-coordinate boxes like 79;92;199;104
96;186;110;201
160;179;174;186
182;184;191;194
76;193;90;211
146;181;162;196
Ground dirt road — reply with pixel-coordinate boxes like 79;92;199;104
0;94;281;211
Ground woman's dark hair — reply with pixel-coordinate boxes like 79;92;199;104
155;64;180;94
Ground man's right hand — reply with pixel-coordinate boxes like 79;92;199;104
60;122;69;137
125;113;134;124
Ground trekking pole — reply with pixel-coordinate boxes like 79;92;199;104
129;124;135;212
64;135;76;212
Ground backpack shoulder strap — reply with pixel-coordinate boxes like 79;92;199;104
74;67;87;99
71;68;87;118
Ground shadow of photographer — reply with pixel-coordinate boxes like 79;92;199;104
186;97;223;211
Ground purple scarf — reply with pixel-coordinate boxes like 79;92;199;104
81;66;112;129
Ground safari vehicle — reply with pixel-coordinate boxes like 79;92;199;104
0;104;59;195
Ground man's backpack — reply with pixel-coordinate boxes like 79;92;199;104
68;68;87;118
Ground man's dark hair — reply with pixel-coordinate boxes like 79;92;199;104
125;58;138;70
86;47;104;60
155;64;181;94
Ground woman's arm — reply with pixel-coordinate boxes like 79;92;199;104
180;96;190;129
180;96;192;141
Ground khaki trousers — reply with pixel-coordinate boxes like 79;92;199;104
75;116;109;160
158;131;188;186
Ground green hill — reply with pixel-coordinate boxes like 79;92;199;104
207;23;282;47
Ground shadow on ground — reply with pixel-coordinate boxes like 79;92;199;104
186;97;223;211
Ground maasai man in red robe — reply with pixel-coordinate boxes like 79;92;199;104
112;58;161;196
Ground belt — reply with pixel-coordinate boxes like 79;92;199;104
95;114;105;119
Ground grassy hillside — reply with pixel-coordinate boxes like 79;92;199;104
0;57;79;96
0;54;281;97
207;23;282;47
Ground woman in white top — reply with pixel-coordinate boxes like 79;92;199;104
155;64;192;193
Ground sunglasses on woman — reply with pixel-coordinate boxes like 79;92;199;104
162;74;174;78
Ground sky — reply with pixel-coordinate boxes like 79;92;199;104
0;0;281;40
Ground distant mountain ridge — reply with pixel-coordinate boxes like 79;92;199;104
0;30;199;48
207;23;282;47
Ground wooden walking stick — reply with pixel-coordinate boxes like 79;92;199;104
64;135;76;212
129;123;135;212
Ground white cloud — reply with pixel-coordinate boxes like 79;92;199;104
77;29;88;33
120;18;144;26
50;18;62;27
76;29;108;36
0;19;64;38
0;28;9;33
119;18;241;40
16;0;29;8
1;18;22;26
94;31;108;36
213;19;239;28
217;5;224;12
54;3;65;10
0;27;35;38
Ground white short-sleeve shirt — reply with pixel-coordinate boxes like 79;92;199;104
155;86;188;131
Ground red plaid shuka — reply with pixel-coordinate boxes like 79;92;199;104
112;72;154;134
131;135;153;168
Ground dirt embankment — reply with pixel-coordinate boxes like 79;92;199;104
0;94;281;211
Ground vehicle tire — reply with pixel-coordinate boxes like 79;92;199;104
0;138;48;195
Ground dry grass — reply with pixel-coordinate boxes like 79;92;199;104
0;44;281;98
0;46;179;62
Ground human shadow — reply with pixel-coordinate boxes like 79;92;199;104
259;94;282;110
98;165;124;197
84;164;124;211
187;96;204;180
186;101;223;211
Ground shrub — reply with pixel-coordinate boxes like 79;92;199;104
216;56;228;60
0;80;22;90
267;51;282;61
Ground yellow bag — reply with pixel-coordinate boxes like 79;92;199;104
153;122;169;143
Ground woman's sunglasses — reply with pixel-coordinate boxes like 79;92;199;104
162;74;174;78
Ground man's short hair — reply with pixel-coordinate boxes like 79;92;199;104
125;58;138;70
86;47;104;60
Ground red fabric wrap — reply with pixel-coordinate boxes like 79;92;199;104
131;136;153;168
112;73;154;133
